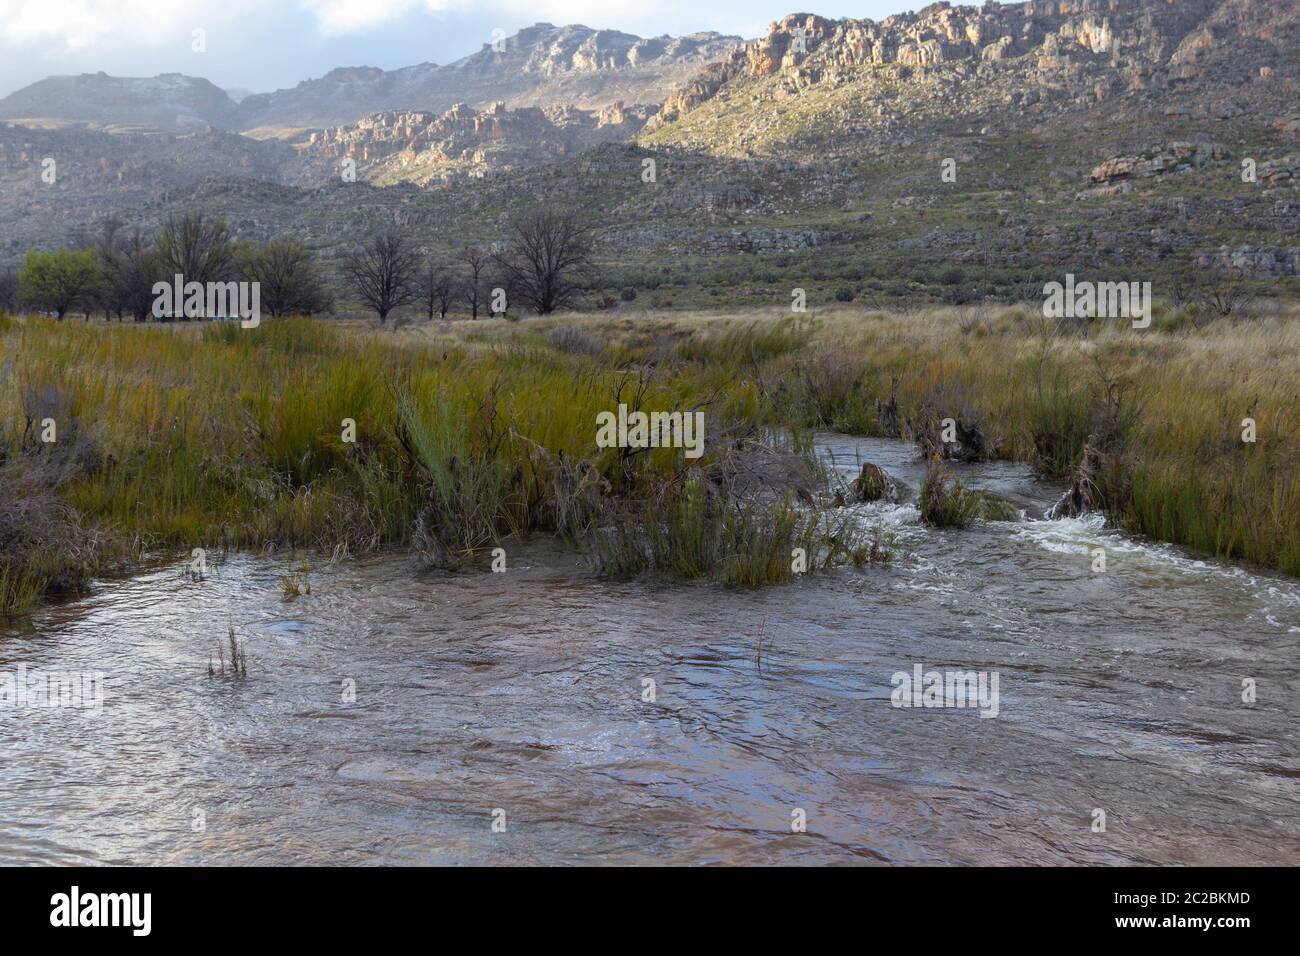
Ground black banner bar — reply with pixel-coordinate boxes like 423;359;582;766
0;866;1281;942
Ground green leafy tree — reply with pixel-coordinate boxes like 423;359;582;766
18;249;105;320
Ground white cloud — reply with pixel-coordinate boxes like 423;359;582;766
298;0;417;35
0;0;765;52
299;0;711;39
0;0;115;49
0;0;255;50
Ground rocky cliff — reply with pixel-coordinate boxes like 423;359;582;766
233;23;739;133
646;0;1298;148
291;99;653;186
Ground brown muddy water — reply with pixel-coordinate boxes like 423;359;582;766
2;435;1298;865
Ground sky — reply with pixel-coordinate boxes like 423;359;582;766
0;0;911;98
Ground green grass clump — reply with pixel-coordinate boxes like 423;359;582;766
590;478;869;587
0;559;46;616
918;460;982;529
1024;360;1094;478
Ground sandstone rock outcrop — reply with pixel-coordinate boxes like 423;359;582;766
295;100;654;185
1089;142;1231;184
646;0;1291;135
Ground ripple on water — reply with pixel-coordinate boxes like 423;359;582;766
1;436;1297;865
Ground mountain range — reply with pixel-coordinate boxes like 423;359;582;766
1;2;1296;307
0;23;741;135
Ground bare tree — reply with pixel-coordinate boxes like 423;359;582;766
116;230;162;322
155;213;236;312
342;231;418;323
244;240;332;317
1196;270;1255;318
419;259;457;320
0;268;17;313
493;210;594;315
457;246;491;319
85;217;127;320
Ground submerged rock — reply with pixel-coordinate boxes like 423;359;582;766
847;462;903;504
850;462;888;501
979;493;1021;522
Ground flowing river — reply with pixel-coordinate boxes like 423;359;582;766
2;435;1298;865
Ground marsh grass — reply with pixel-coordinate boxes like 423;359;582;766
209;623;247;678
589;479;869;587
280;562;312;600
0;313;853;602
547;326;601;357
1025;360;1094;478
0;452;122;615
0;560;44;616
747;307;1298;573
918;460;983;529
674;317;813;365
852;527;896;566
1;303;1297;608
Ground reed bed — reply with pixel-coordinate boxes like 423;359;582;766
0;314;840;612
639;306;1298;574
0;301;1295;612
486;304;1297;572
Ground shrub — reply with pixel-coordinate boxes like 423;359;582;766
0;459;115;615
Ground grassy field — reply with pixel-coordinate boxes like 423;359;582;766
1;304;1296;613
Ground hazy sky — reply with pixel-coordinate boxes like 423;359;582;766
0;1;911;98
